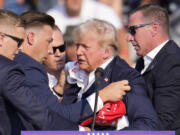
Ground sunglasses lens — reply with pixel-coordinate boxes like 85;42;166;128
53;44;66;54
18;39;24;48
129;26;136;35
59;45;65;52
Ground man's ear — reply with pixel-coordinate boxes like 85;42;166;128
0;34;5;47
103;47;112;59
151;22;159;37
27;32;35;46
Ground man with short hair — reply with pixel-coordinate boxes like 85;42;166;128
62;19;158;130
127;4;180;133
14;11;131;124
0;9;81;135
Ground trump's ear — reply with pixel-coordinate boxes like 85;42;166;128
103;47;112;59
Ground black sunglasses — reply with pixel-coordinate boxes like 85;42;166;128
128;23;153;36
1;33;24;48
53;44;66;54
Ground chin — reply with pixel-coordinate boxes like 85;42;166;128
79;65;86;70
10;55;14;60
57;66;63;71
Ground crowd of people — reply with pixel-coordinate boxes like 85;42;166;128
0;1;180;135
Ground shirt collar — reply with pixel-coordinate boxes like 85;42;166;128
81;56;114;96
145;40;169;60
88;56;114;79
47;73;58;89
141;40;169;74
88;56;114;85
99;56;114;70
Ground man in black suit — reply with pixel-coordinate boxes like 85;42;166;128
0;9;129;135
127;4;180;133
0;9;80;135
62;19;158;130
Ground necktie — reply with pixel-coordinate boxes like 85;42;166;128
135;57;144;73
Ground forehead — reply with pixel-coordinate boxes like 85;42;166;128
42;25;53;33
129;11;144;25
78;31;99;44
39;25;53;38
52;29;63;45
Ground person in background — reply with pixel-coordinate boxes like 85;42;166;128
47;0;132;65
44;25;66;99
1;0;36;14
97;0;123;18
37;0;57;12
127;4;180;134
63;25;78;62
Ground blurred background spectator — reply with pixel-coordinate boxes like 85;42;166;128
0;0;36;14
63;25;78;62
96;0;123;18
37;0;57;12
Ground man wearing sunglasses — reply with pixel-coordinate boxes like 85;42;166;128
14;11;131;128
0;9;83;135
43;25;66;99
127;4;180;133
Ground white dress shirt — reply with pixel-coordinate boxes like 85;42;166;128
65;57;114;110
47;73;61;99
66;56;129;130
141;40;169;74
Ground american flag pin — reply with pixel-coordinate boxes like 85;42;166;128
104;78;108;82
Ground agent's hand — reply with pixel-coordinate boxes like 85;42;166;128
83;126;91;131
99;80;130;103
54;69;66;95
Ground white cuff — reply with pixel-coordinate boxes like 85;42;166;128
79;125;85;131
116;115;129;130
86;93;103;112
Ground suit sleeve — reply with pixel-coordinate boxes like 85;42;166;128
2;67;79;130
121;69;158;130
21;66;93;123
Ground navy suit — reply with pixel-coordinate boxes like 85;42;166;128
63;56;158;130
0;55;78;135
14;52;93;123
137;40;180;131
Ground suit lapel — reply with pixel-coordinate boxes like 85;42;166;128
143;40;171;75
142;40;172;100
98;56;118;90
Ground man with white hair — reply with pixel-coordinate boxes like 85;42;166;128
62;19;158;130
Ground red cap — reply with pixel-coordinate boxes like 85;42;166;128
80;100;126;126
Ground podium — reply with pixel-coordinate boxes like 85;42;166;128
22;131;175;135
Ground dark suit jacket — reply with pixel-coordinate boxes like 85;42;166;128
63;56;158;130
139;40;180;130
14;52;93;123
0;55;78;135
